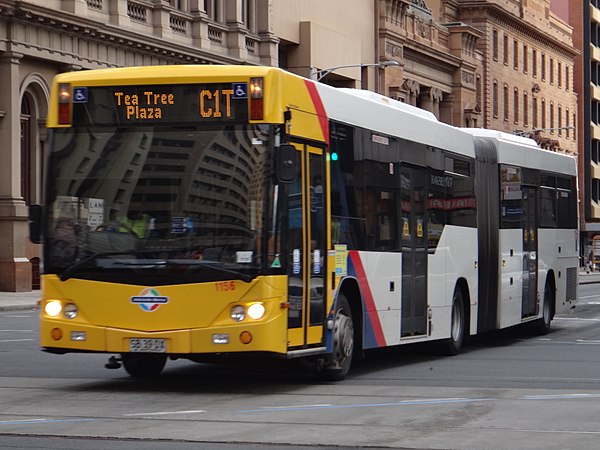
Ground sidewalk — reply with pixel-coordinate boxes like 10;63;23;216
0;291;40;311
579;270;600;284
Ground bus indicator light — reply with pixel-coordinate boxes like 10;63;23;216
239;331;253;344
249;77;264;120
58;83;71;125
51;328;63;341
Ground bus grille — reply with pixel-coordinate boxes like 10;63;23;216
565;267;577;303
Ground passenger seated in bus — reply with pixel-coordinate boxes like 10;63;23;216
119;209;154;239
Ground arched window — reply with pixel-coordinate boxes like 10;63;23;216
20;82;47;207
19;77;49;291
21;93;33;205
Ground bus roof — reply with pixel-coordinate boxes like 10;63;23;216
52;64;278;84
313;82;475;158
463;128;577;177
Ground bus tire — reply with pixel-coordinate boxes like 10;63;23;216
441;286;466;356
319;294;354;381
533;282;554;335
121;353;166;378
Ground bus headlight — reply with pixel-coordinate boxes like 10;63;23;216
63;303;78;319
230;305;246;322
247;303;266;320
44;300;62;317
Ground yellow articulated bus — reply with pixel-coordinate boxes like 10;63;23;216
32;65;578;380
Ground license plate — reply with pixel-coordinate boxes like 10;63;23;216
129;338;166;353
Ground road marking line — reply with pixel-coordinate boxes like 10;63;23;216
0;418;97;425
123;410;206;416
532;338;600;345
261;404;332;410
522;393;600;400
237;397;496;413
0;339;35;343
0;330;33;333
555;317;600;322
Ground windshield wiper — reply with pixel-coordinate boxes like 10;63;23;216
59;251;143;281
59;254;254;283
166;259;253;283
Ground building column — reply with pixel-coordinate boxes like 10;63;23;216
256;0;279;67
419;87;443;119
440;93;454;125
0;53;32;291
402;78;420;106
225;0;246;60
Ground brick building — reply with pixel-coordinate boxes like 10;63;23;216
553;0;600;262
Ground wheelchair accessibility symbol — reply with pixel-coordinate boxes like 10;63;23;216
73;87;88;103
232;83;247;99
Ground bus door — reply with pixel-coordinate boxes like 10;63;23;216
522;186;538;318
286;143;327;348
400;165;428;337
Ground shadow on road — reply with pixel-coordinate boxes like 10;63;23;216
70;322;553;393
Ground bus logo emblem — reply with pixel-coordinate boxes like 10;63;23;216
130;288;169;312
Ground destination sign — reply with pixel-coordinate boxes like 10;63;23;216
72;83;248;126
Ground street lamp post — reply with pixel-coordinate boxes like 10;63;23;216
313;60;400;82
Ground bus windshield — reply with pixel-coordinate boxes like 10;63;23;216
43;124;281;285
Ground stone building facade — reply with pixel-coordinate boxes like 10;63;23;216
553;0;600;260
450;0;578;155
275;0;484;130
378;0;483;129
0;0;277;291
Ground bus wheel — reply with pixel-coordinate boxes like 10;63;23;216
319;294;354;381
121;353;166;378
441;286;466;356
533;283;554;335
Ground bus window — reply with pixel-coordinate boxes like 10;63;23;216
557;176;576;229
500;165;523;229
540;186;557;228
330;122;366;249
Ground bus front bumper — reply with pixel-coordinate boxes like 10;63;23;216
40;317;289;356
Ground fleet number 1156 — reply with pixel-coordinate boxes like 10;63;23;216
215;281;236;292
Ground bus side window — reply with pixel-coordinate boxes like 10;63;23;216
329;122;364;249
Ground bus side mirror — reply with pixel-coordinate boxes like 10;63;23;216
29;204;42;244
276;144;297;183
